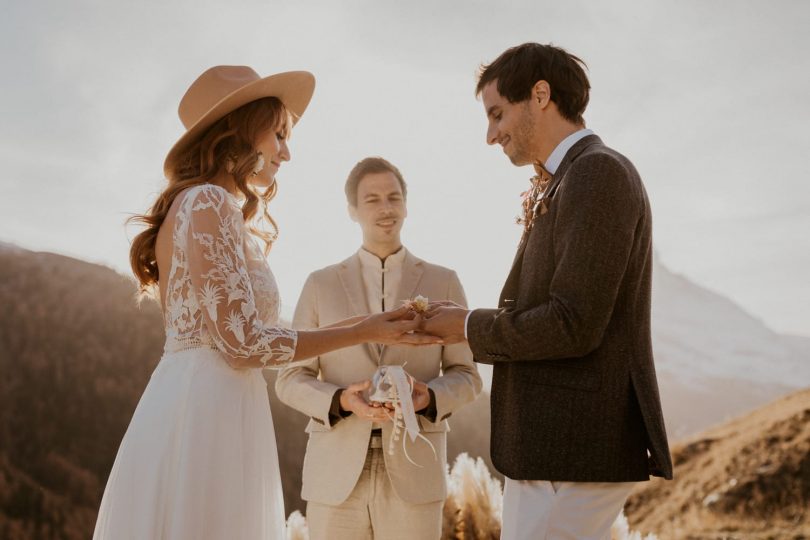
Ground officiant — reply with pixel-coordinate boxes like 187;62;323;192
276;156;482;540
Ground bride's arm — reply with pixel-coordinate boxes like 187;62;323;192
318;314;366;330
294;306;428;358
185;185;298;369
291;306;422;361
185;185;430;370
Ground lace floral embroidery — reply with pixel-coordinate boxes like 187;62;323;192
163;184;297;367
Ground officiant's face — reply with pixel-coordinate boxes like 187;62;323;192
351;172;407;245
482;81;538;166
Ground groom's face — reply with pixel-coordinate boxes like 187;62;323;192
350;171;407;245
482;81;538;166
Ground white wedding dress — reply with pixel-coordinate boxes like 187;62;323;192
94;184;300;540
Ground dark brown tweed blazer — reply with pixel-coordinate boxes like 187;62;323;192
468;134;673;482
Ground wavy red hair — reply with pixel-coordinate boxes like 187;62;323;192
129;97;291;294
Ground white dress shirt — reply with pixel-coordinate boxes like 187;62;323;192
543;128;593;174
357;246;407;314
357;246;407;429
464;128;595;338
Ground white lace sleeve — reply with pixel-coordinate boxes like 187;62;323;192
185;185;297;368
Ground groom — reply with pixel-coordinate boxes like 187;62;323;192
276;156;482;540
423;43;673;539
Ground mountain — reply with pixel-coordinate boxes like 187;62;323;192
0;243;493;539
0;246;165;539
650;257;810;438
0;242;806;538
625;387;810;539
453;255;808;440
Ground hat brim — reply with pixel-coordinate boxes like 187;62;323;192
163;70;315;177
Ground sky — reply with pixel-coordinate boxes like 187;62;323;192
1;0;808;336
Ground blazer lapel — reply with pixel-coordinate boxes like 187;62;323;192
498;135;603;308
337;255;367;315
337;254;381;364
545;134;602;199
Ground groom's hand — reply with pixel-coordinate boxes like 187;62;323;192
422;305;468;345
426;300;463;310
339;380;391;423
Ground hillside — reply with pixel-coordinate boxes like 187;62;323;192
625;388;810;539
1;243;807;539
0;247;164;539
0;244;493;539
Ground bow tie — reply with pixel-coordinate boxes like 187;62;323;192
516;161;553;234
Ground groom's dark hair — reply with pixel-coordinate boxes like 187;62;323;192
476;43;590;125
345;156;408;207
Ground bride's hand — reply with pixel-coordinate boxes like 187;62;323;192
356;305;443;346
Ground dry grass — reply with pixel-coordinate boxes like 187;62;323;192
612;512;659;540
625;388;810;539
285;510;309;540
442;452;503;539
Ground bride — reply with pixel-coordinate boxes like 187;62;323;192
93;66;429;539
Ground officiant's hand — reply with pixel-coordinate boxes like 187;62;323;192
340;381;391;423
422;305;468;345
410;379;431;412
378;376;430;413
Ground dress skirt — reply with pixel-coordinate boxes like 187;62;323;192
93;348;286;539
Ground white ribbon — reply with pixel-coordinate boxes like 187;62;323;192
387;366;419;443
369;365;438;467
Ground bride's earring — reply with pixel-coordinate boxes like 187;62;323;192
251;152;265;177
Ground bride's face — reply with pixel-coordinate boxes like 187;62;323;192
249;125;290;188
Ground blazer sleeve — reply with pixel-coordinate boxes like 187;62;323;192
274;272;343;427
467;153;643;362
426;271;483;421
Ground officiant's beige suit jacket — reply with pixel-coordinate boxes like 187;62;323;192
275;250;482;505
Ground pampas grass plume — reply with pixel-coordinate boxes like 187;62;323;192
285;510;309;540
612;511;659;540
443;452;502;539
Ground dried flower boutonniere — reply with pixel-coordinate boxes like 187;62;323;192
515;162;553;234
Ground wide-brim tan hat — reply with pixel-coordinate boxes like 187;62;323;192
164;65;315;177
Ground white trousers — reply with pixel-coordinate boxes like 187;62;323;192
500;478;638;540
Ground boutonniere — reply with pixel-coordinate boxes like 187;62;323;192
515;162;553;234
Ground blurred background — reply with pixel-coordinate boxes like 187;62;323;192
1;1;808;538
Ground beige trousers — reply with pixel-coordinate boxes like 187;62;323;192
501;478;638;540
306;443;443;540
